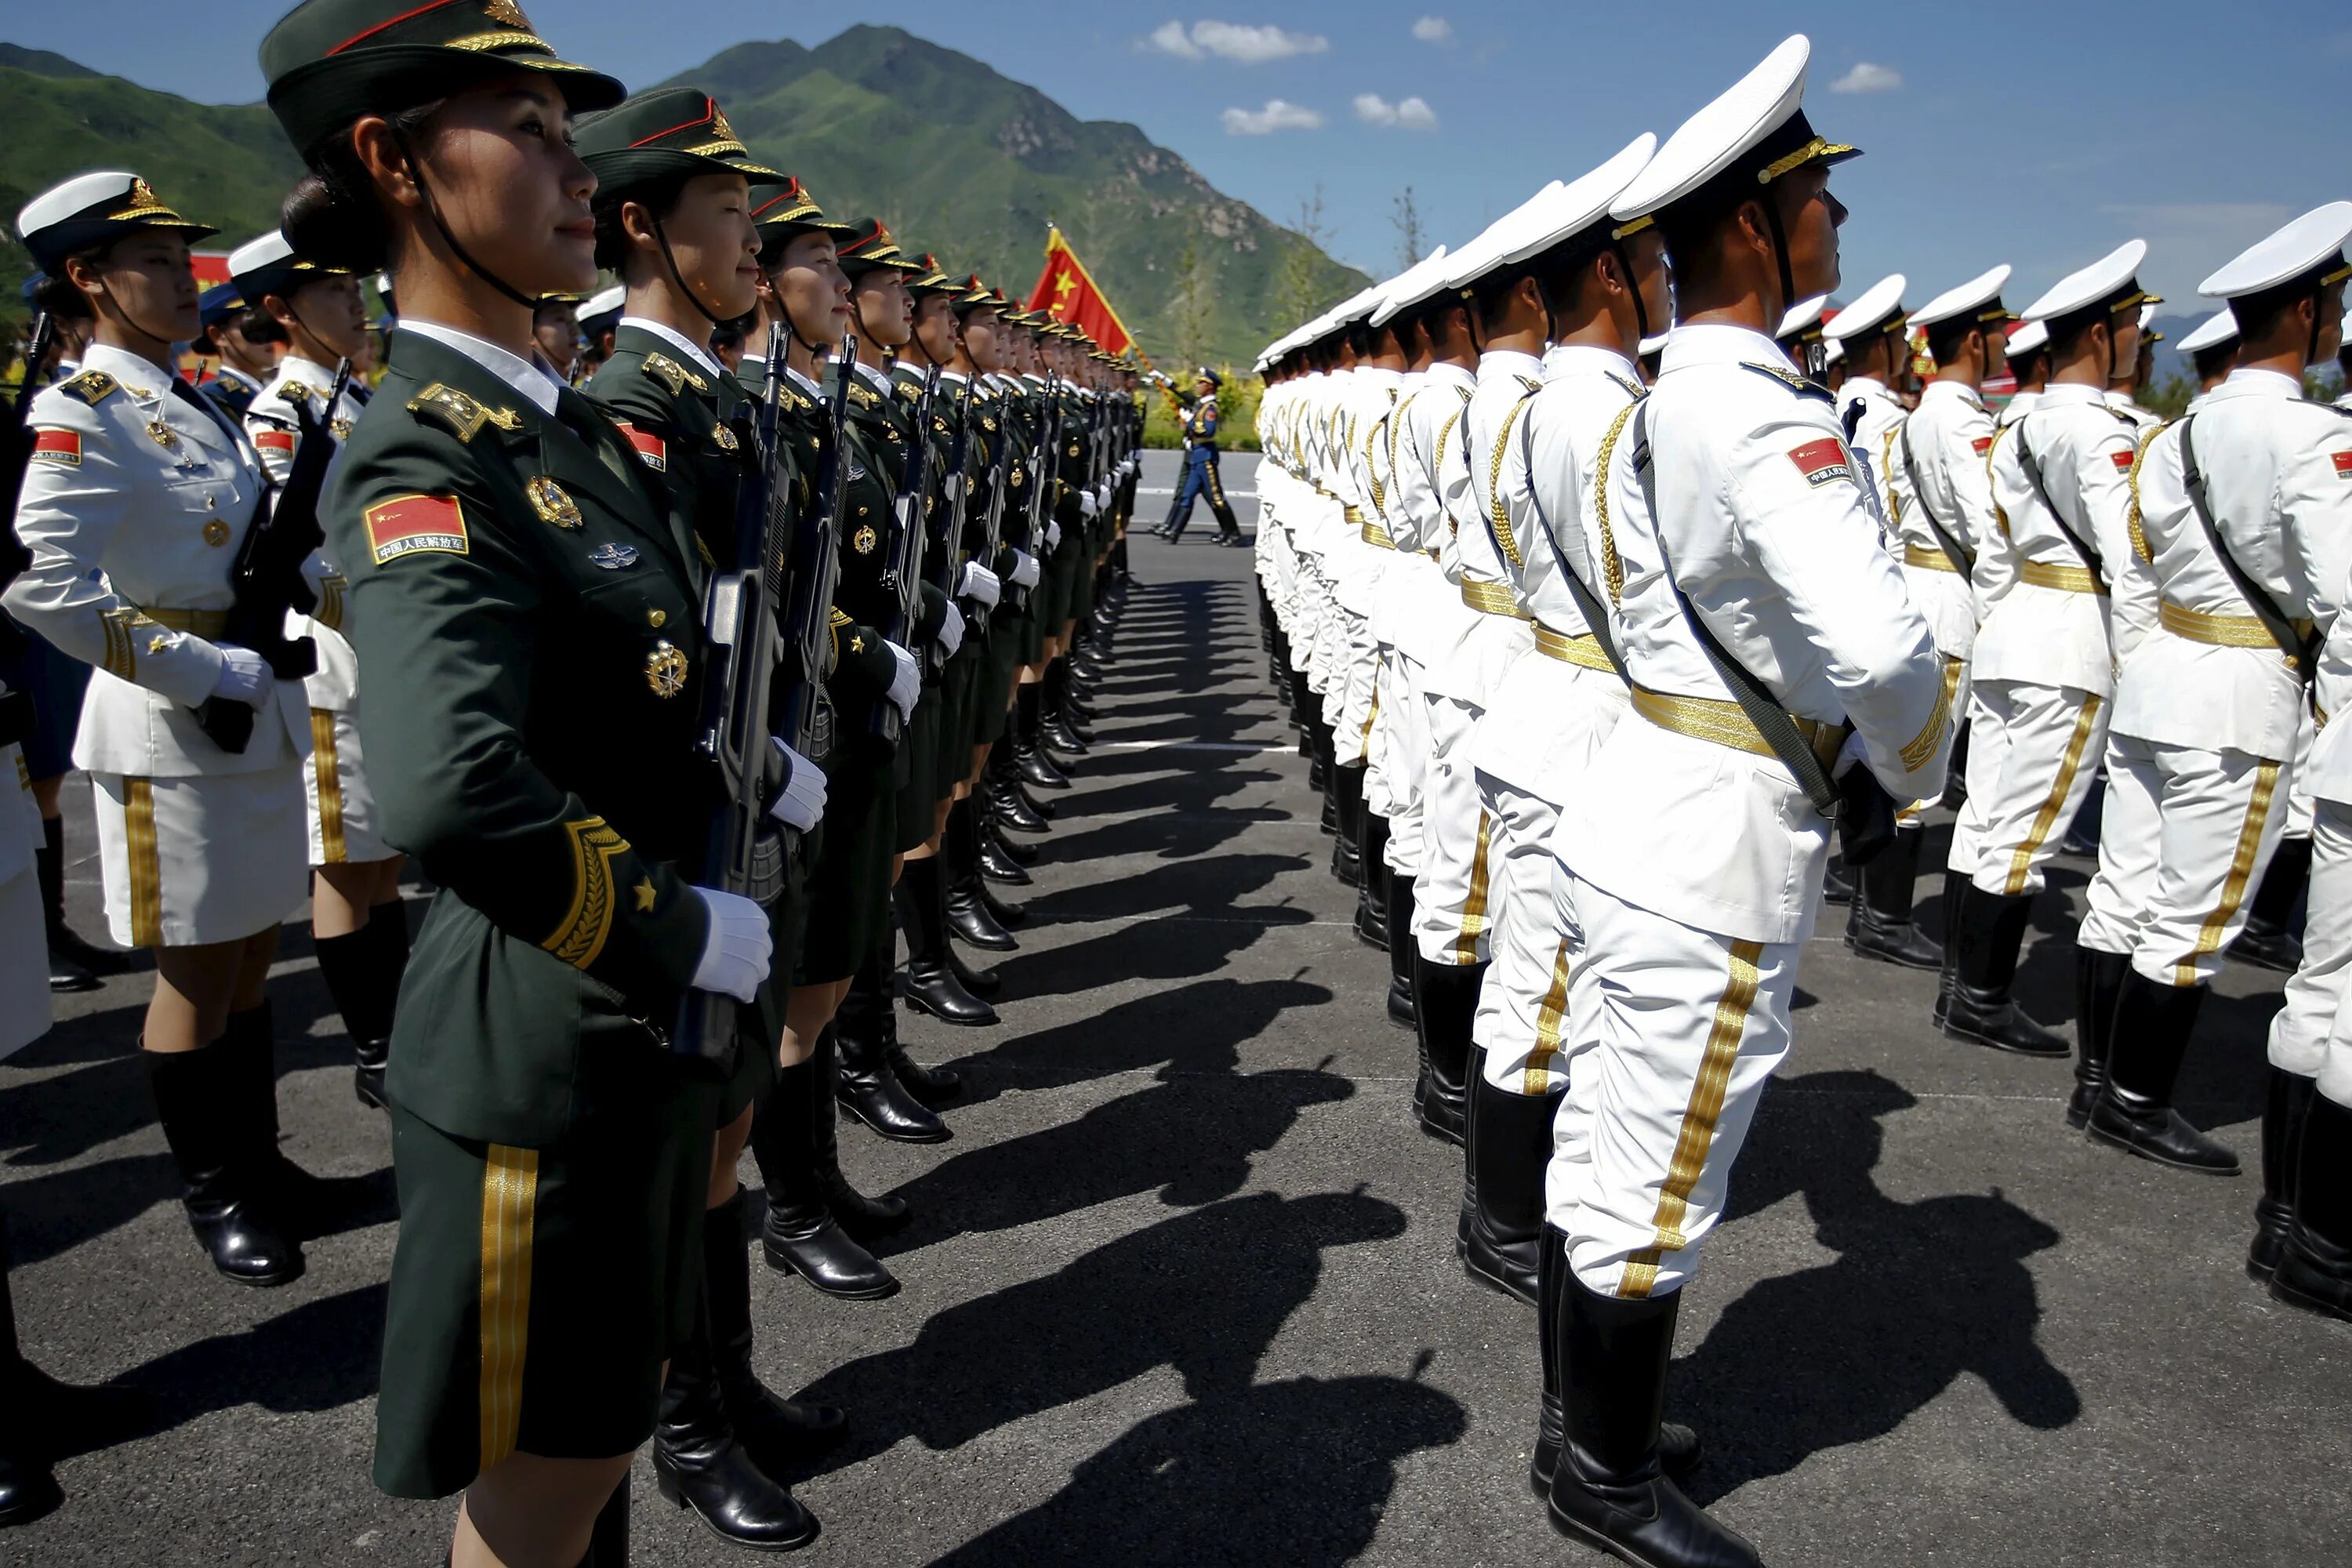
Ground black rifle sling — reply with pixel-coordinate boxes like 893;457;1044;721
2176;413;2320;684
2013;415;2107;586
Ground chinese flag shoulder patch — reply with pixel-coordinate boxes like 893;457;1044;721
2109;448;2136;470
1972;436;1994;456
1788;437;1852;488
615;422;666;471
363;493;469;565
255;428;296;455
2331;450;2352;479
31;428;81;466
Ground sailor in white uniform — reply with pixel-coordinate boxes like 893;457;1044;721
1541;38;1951;1566
1947;241;2159;1060
4;172;322;1289
230;230;409;1112
1821;273;1911;528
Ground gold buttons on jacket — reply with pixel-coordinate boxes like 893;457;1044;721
647;608;667;628
202;519;231;547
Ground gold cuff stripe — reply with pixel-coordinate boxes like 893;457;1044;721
1460;577;1529;619
477;1143;539;1473
99;606;159;681
2017;560;2104;595
543;817;630;970
2176;762;2281;986
2158;601;2312;652
1593;401;1639;604
316;572;348;633
1898;657;1959;773
1524;937;1575;1095
1453;811;1495;965
1533;622;1617;673
124;777;162;948
1621;938;1764;1298
310;709;347;866
2004;695;2103;896
1361;520;1397;550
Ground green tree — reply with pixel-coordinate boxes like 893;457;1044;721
1168;238;1213;374
1273;183;1341;332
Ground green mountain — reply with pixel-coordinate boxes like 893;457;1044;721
0;27;1363;367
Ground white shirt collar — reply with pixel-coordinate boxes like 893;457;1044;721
213;363;265;394
1541;343;1641;386
2216;366;2302;400
1476;348;1544;385
1658;323;1787;376
852;359;895;393
619;316;724;382
397;320;561;416
785;365;823;398
80;340;173;395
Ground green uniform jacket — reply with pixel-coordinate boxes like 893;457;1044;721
328;331;713;1147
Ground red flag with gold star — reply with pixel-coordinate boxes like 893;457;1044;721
1025;225;1136;357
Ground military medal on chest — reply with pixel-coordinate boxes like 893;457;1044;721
644;639;688;699
528;475;583;529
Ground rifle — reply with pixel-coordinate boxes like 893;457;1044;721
194;358;350;753
1029;370;1064;564
774;327;857;772
672;323;795;1066
931;376;975;648
975;385;1017;614
0;313;57;745
884;360;943;687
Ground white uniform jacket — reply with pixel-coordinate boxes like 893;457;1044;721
2114;368;2352;761
1895;379;2000;661
1555;325;1951;944
1974;382;2143;698
1388;362;1481;677
246;355;368;712
1838;375;1907;535
1508;343;1646;639
4;342;309;779
1432;350;1544;702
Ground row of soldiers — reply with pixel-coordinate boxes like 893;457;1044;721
1251;34;2351;1567
0;11;1145;1552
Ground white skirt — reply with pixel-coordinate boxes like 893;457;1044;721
304;706;393;866
93;764;307;947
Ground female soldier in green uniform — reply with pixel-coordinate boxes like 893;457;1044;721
574;85;841;1548
259;5;776;1561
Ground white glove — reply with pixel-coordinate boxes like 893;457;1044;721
688;885;771;1004
1079;491;1099;519
1046;519;1063;550
884;641;920;721
767;739;826;832
208;644;275;710
1096;481;1112;511
1010;550;1042;589
935;600;965;657
956;561;1002;607
1832;731;1869;780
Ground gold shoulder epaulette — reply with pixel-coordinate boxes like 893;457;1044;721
406;382;522;444
895;381;920;403
58;371;120;406
641;353;707;396
845;381;880;408
282;381;319;406
1740;361;1833;402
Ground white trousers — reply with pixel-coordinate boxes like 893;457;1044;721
2078;734;2288;985
1471;772;1559;1087
2270;800;2352;1098
1413;690;1493;966
1376;652;1429;877
1330;610;1381;767
1952;679;2108;897
1544;873;1799;1298
93;765;306;948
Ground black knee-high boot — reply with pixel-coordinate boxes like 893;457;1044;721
2249;1068;2318;1282
2272;1093;2352;1323
1412;955;1484;1147
144;1039;304;1287
38;815;125;992
2089;973;2238;1174
1529;1229;1699;1496
750;1051;900;1299
313;912;405;1111
896;859;996;1026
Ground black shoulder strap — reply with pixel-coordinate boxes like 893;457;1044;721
1632;404;1844;818
2177;414;2320;684
1897;416;1976;576
1515;391;1628;682
2012;414;2107;585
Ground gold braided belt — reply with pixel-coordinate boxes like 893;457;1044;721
1631;685;1843;771
137;606;232;637
1343;505;1366;526
2017;560;2105;595
1532;622;1617;673
1902;543;1962;574
1460;578;1530;620
2158;601;2312;650
1361;519;1397;550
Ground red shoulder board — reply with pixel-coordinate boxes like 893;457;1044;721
1971;436;1994;456
256;428;297;455
614;421;666;471
363;493;470;565
30;428;81;466
2331;450;2352;479
2108;448;2136;470
1788;437;1852;488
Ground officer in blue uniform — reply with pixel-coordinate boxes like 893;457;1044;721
1156;368;1242;544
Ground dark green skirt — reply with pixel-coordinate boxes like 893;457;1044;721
892;691;943;853
796;751;895;984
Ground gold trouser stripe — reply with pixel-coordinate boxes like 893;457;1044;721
1621;938;1765;1298
1453;811;1494;965
1630;686;1842;771
1361;520;1396;550
2004;695;2103;896
1902;543;1961;573
124;777;162;947
309;709;347;865
1461;578;1529;619
1359;683;1381;746
2158;601;2310;652
2176;761;2281;986
477;1143;540;1473
1524;937;1574;1094
1533;622;1617;673
2017;559;2105;595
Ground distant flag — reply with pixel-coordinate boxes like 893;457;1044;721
1026;225;1137;358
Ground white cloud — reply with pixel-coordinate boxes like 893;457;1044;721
1145;20;1202;60
1145;20;1330;64
1412;15;1453;42
1830;61;1902;95
1223;99;1327;135
1354;93;1439;130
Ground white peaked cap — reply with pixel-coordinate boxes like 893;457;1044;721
581;284;626;319
2176;307;2239;356
1823;336;1846;366
1492;134;1659;271
2198;202;2352;299
227;231;296;278
1911;264;2014;330
1777;292;1831;339
2020;239;2151;323
1824;274;1907;341
1610;35;1855;224
2007;319;2049;356
1440;180;1566;292
1370;245;1454;327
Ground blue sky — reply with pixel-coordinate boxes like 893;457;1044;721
12;2;2347;316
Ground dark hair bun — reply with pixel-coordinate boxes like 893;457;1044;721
281;171;389;276
30;267;95;321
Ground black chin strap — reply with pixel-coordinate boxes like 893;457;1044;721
1610;241;1652;343
392;127;537;310
651;216;727;327
1759;191;1798;344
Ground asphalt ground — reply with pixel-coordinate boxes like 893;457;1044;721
5;447;2347;1566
